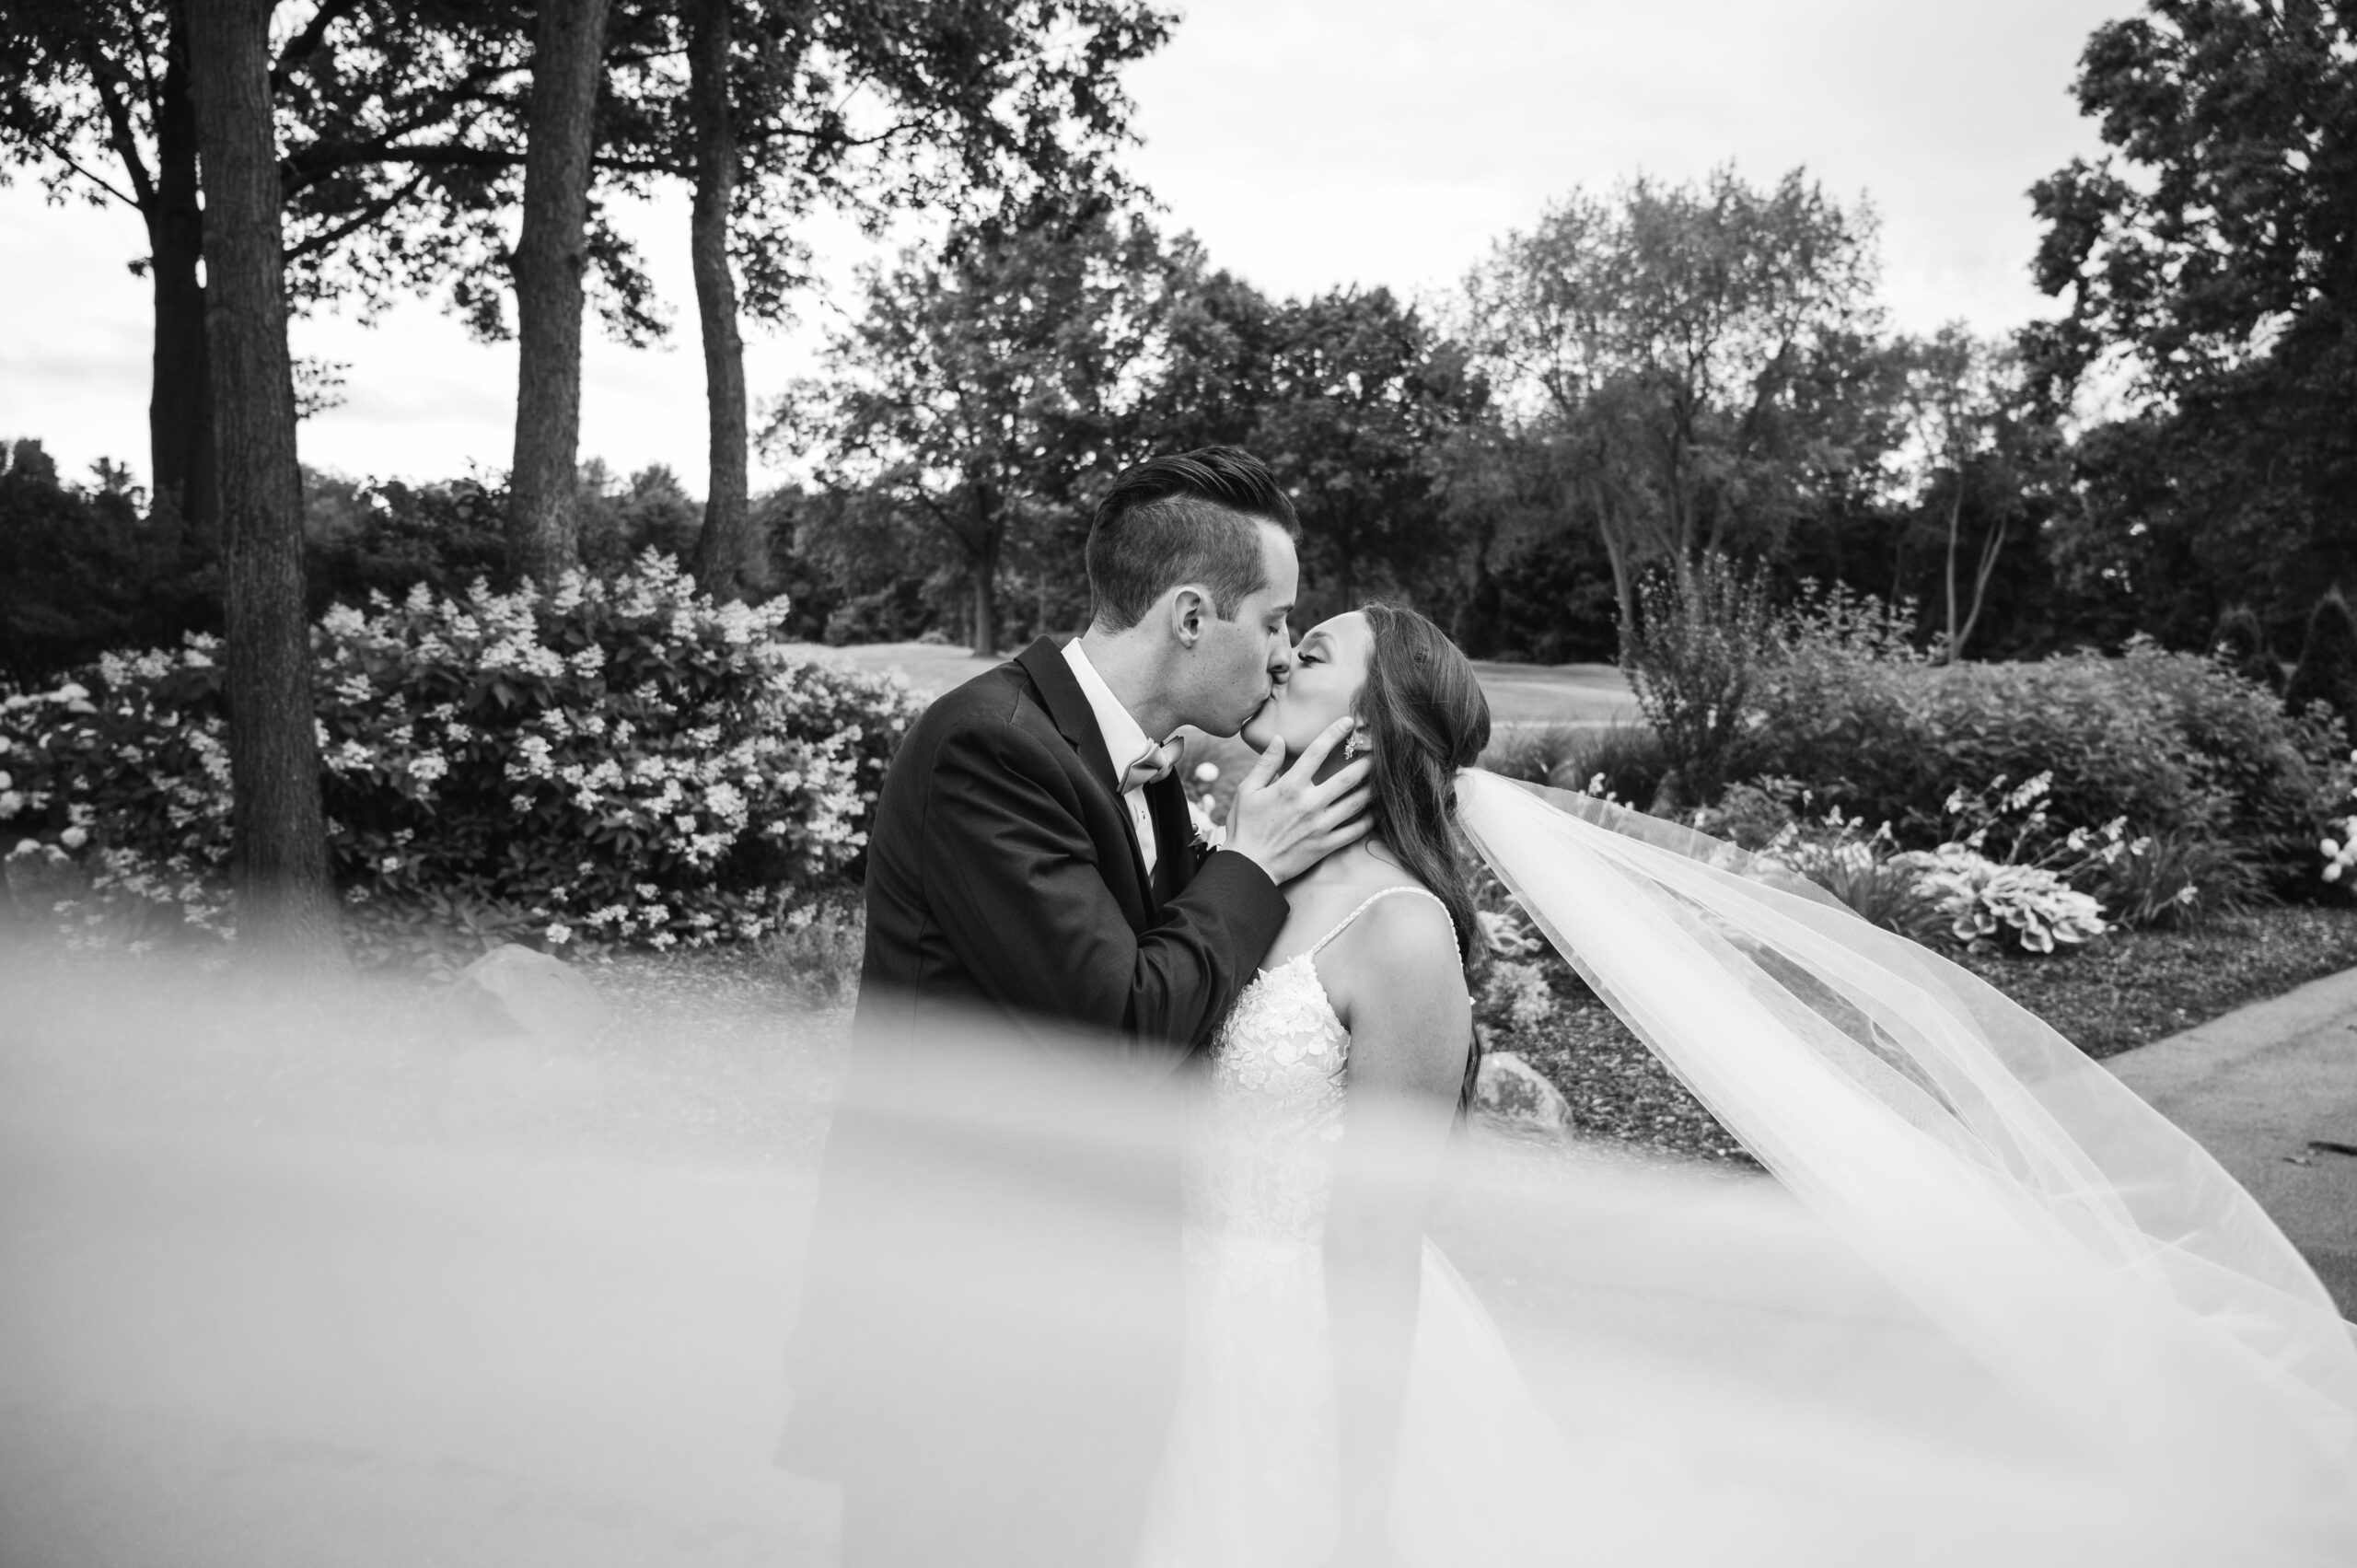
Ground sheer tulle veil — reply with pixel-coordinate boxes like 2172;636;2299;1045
1453;769;2357;1514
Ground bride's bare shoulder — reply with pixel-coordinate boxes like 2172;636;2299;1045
1321;881;1468;1012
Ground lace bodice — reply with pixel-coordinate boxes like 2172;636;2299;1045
1186;886;1455;1265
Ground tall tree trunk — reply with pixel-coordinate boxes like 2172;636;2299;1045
1595;505;1636;656
185;0;340;964
683;0;753;603
1955;517;2007;661
971;532;1000;657
149;0;218;552
1941;473;1968;662
506;0;612;587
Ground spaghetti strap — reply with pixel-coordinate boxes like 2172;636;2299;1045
1305;885;1456;958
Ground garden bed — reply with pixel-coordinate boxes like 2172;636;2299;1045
590;901;2357;1172
1496;904;2357;1170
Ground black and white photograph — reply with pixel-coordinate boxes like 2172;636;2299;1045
2;1;2354;1563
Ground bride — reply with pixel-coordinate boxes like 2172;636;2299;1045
1134;603;2357;1567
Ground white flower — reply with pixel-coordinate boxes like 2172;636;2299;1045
546;923;573;946
1477;907;1541;958
1192;761;1220;784
58;826;87;850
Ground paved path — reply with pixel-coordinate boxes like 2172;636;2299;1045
2106;968;2357;1318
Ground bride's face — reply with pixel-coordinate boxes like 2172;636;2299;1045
1240;611;1373;759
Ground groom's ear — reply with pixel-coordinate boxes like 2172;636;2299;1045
1170;585;1212;649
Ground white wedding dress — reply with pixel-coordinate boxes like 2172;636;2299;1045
1134;886;1585;1567
1133;861;2357;1568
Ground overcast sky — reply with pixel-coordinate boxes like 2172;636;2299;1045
0;0;2128;494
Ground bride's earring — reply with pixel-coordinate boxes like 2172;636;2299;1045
1343;729;1369;760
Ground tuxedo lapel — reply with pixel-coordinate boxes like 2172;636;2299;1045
1013;637;1156;903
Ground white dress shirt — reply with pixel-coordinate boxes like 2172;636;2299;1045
1062;638;1163;877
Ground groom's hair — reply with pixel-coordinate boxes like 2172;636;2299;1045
1086;447;1298;631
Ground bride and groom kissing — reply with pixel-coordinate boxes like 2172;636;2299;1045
780;445;1504;1566
777;446;2357;1567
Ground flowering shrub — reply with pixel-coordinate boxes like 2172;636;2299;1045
1473;904;1558;1034
1622;552;1778;803
1723;775;2137;953
1747;806;1953;945
0;554;923;959
2316;755;2357;889
2;657;235;945
1898;774;2123;951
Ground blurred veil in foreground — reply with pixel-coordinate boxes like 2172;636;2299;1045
5;767;2357;1568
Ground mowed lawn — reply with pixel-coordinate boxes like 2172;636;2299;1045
783;641;1639;727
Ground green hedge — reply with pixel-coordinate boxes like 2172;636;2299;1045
1746;634;2345;886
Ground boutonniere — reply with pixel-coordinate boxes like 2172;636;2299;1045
1189;797;1225;853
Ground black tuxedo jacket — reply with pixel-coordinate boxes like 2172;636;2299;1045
850;635;1288;1054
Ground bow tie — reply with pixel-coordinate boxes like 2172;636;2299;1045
1120;738;1184;794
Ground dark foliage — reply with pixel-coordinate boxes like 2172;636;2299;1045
0;439;215;683
2285;589;2357;743
2029;0;2357;648
303;471;508;611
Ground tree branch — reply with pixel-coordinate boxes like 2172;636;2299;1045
30;135;143;209
270;0;365;92
75;37;157;214
282;170;429;263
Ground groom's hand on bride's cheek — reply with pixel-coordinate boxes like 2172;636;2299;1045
1221;715;1375;886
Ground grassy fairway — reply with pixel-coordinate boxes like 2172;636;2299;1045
781;641;1639;727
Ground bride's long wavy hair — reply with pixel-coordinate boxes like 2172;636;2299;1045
1352;603;1492;1098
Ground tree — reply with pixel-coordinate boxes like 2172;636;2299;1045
1900;326;2024;662
680;0;751;600
2287;588;2357;738
505;0;614;587
1424;421;1621;661
1253;287;1489;612
1467;167;1888;633
1118;252;1281;455
0;3;546;543
2029;0;2357;643
185;0;339;961
0;2;690;578
3;2;218;540
668;0;1175;602
787;204;1174;656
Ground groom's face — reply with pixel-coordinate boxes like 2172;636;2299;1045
1182;519;1299;737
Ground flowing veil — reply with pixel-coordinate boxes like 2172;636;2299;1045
1454;769;2357;1523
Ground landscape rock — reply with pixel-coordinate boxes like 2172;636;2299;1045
441;943;610;1046
1474;1047;1571;1136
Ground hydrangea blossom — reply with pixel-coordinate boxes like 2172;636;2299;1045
0;554;922;962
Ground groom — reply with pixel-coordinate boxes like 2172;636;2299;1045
783;446;1373;1566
